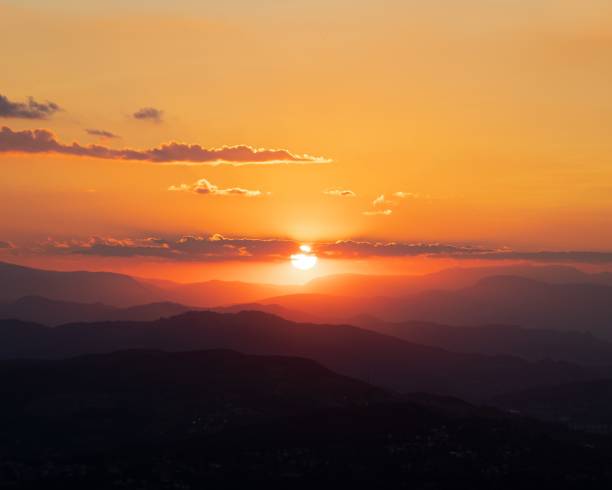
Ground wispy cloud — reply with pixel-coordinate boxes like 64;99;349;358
0;94;61;120
363;209;392;216
373;192;414;207
324;189;356;197
132;107;163;122
372;194;390;207
169;178;267;197
86;128;120;139
364;191;415;216
0;126;331;165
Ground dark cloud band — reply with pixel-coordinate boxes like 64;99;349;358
0;126;330;165
0;94;61;120
7;234;612;265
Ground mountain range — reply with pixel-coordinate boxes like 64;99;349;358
259;276;612;338
1;310;608;400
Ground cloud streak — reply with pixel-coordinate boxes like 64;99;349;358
0;126;330;165
324;189;356;197
132;107;163;122
86;128;120;139
363;209;392;216
169;178;267;197
364;191;415;216
0;94;61;120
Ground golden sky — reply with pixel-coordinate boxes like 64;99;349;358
1;1;612;281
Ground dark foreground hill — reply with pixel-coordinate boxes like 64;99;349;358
0;311;608;400
1;349;612;489
494;379;612;430
0;350;392;456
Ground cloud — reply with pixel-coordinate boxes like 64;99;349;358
28;236;489;262
373;192;414;207
372;194;392;207
465;250;612;264
0;126;331;165
0;94;61;120
324;189;356;197
0;240;14;249
169;178;267;197
35;235;297;262
365;191;415;216
392;191;417;199
363;209;393;216
317;240;484;258
319;242;612;264
13;234;612;265
86;128;120;139
132;107;163;122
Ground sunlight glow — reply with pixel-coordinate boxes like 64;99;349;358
291;245;318;271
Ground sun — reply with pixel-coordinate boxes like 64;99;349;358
290;244;318;271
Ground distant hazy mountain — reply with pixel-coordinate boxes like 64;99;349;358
0;311;606;400
351;317;612;365
263;276;612;337
158;279;299;307
211;302;322;323
5;261;612;334
5;259;612;313
0;261;162;306
0;295;116;325
304;264;612;297
0;261;298;308
0;296;200;326
397;276;612;335
0;296;318;326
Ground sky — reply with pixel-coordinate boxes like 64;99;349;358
1;1;612;282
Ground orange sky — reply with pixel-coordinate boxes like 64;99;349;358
1;1;612;282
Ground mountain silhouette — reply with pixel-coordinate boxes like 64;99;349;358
262;276;612;337
0;295;200;326
351;317;612;365
304;265;612;297
0;261;162;306
150;278;298;307
7;260;612;308
0;349;395;461
0;310;607;400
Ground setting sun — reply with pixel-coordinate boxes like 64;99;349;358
290;245;318;271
